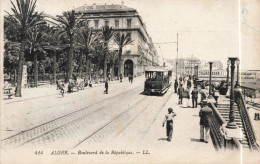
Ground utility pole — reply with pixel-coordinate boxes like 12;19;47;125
176;33;178;80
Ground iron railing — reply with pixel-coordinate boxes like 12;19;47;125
234;89;259;151
209;102;242;150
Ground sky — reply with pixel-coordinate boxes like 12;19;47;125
1;0;259;70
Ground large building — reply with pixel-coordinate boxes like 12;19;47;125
74;2;159;77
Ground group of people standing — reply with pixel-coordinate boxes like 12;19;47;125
162;75;212;143
174;76;199;108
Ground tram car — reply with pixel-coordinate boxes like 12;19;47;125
144;67;172;95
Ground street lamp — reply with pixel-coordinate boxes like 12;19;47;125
226;57;238;129
208;62;214;99
226;60;231;84
235;58;240;88
176;60;178;80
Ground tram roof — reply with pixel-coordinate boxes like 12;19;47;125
145;67;170;72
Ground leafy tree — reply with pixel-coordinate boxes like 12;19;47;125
114;32;133;77
5;0;44;96
26;26;46;87
107;50;118;80
53;10;85;82
44;28;68;83
75;28;97;78
100;26;114;81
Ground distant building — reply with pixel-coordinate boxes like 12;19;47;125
74;2;159;77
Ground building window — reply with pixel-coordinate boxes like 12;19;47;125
105;20;109;27
127;19;131;28
94;20;99;29
115;20;119;28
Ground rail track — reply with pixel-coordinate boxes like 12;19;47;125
1;85;143;148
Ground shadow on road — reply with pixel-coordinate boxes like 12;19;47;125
158;138;168;141
190;138;202;142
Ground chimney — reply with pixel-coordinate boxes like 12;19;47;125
93;3;96;9
105;3;106;9
121;1;124;8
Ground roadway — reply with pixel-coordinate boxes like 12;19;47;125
1;76;225;163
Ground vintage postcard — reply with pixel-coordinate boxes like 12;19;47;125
1;0;260;163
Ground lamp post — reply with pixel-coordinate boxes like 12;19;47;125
226;60;230;84
236;59;240;88
226;57;238;129
208;62;214;99
176;60;178;80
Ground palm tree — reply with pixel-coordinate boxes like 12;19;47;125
53;10;85;82
45;28;67;83
108;50;118;80
114;32;133;77
101;26;115;81
27;27;46;87
5;0;44;97
75;28;97;78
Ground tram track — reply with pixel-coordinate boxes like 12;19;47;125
74;90;173;148
19;88;147;148
1;85;143;148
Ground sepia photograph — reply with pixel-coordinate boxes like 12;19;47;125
1;0;260;163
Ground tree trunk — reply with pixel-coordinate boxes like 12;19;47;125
78;51;83;78
87;58;91;80
53;52;57;83
33;51;38;88
15;33;26;97
67;35;74;82
95;62;99;83
118;47;123;77
103;42;108;82
111;62;115;81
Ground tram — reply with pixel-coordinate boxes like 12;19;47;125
144;67;172;95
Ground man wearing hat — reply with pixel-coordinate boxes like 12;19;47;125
199;101;212;143
162;108;177;142
191;86;199;108
178;84;184;105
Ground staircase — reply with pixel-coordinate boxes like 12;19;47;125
217;103;250;149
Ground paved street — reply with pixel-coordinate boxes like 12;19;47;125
1;75;218;160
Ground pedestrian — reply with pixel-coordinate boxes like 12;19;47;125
174;79;178;93
104;80;108;94
162;108;177;142
108;73;111;81
120;73;123;82
191;86;199;108
178;84;184;105
187;79;192;90
199;101;212;143
130;74;133;84
128;74;131;82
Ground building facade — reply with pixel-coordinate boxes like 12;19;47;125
74;2;159;77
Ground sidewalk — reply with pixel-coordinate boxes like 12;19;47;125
2;77;137;104
139;87;216;163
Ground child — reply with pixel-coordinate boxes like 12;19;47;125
162;108;177;142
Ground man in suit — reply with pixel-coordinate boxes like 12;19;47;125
191;86;199;108
178;84;184;105
199;101;212;143
174;79;178;93
187;79;192;90
104;80;108;94
120;73;123;82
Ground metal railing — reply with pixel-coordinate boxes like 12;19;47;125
208;102;242;150
234;89;259;151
